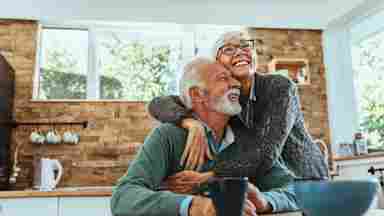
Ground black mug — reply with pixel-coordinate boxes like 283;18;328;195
208;177;248;216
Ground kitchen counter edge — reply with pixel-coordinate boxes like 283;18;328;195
0;189;113;198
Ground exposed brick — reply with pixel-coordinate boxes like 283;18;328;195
2;20;331;188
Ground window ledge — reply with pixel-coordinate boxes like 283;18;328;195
29;99;147;103
334;152;384;167
334;152;384;161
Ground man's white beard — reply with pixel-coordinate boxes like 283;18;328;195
212;89;242;116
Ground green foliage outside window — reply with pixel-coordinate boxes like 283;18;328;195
39;48;87;99
39;33;178;101
99;33;178;100
354;35;384;150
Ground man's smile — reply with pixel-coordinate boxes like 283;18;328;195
227;89;240;103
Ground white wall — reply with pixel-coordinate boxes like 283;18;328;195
0;0;367;29
350;8;384;43
323;26;359;149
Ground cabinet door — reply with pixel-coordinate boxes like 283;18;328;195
335;159;384;180
0;198;58;216
58;197;111;216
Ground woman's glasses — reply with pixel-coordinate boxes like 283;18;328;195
220;40;255;56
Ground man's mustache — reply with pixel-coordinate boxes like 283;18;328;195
225;88;241;97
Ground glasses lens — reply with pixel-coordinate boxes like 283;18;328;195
240;40;252;49
222;46;237;55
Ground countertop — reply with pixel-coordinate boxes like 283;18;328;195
2;188;384;216
0;186;113;198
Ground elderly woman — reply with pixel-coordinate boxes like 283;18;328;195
148;31;329;179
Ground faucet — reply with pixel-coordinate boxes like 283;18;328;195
368;166;384;186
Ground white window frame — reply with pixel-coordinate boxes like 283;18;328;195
350;12;384;127
87;28;99;100
33;24;91;100
33;22;195;101
33;22;241;101
323;2;384;155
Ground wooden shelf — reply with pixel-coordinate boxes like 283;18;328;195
12;121;88;129
268;58;310;85
0;188;112;198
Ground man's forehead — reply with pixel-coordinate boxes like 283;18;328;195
205;63;230;76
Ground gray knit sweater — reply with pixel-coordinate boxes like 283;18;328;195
148;73;329;178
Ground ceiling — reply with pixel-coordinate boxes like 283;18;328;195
0;0;371;29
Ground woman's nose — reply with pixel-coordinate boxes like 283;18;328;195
234;47;248;56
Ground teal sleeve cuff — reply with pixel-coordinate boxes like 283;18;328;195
263;191;278;212
179;196;193;216
262;184;298;212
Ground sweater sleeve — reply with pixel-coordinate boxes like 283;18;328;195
147;95;192;124
111;127;188;216
258;161;298;212
253;76;299;175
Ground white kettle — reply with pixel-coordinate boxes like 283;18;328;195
33;158;63;191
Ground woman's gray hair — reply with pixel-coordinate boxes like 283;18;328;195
179;57;214;108
211;31;244;59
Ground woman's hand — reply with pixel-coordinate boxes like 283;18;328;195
160;171;214;194
181;118;213;170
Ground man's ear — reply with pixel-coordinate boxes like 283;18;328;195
189;86;206;104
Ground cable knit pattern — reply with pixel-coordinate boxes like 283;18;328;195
147;73;329;178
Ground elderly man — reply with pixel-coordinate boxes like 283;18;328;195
111;57;298;216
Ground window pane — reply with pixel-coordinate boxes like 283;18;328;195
351;31;384;150
97;30;182;101
38;28;88;99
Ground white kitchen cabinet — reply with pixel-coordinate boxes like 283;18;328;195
58;197;112;216
0;197;58;216
334;157;384;180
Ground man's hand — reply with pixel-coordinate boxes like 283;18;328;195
181;118;213;170
247;182;272;213
243;198;257;216
161;171;214;194
189;196;216;216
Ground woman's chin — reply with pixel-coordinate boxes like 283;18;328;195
232;67;251;79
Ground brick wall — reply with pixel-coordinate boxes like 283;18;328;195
246;28;330;144
0;20;330;189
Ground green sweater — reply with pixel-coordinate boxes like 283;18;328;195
111;123;298;216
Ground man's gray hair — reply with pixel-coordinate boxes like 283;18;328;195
179;57;214;108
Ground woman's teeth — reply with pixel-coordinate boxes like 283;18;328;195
234;61;249;67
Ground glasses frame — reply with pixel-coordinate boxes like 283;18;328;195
219;39;257;56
